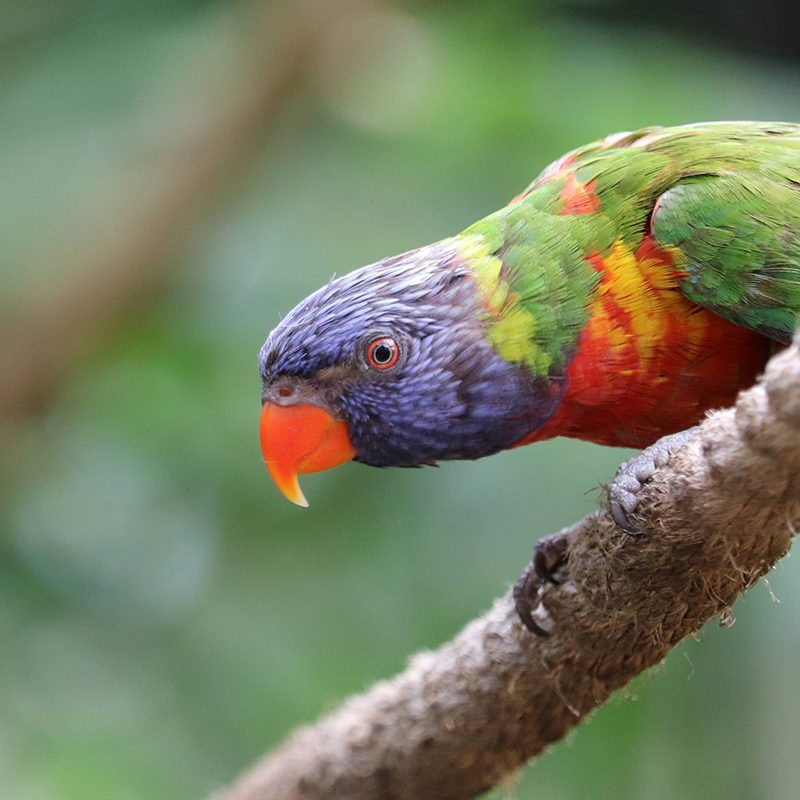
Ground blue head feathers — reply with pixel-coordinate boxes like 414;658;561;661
259;242;561;467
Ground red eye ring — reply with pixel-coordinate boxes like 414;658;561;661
366;336;400;370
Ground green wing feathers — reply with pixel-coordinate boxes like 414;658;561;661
646;124;800;343
460;121;800;381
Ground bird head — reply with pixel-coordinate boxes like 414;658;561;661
258;240;562;506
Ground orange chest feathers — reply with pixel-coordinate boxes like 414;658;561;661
523;236;773;449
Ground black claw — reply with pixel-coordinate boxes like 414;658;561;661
533;535;570;584
512;566;544;636
610;500;640;533
522;616;551;637
513;529;576;636
512;568;551;636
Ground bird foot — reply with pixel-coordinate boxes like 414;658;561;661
515;426;700;634
513;525;578;635
609;426;698;532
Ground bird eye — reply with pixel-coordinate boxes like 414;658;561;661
366;336;400;370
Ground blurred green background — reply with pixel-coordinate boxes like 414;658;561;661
1;1;799;798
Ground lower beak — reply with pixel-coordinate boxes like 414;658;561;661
259;402;356;507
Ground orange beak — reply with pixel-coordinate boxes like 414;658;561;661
259;402;356;507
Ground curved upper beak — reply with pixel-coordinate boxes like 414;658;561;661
259;402;356;507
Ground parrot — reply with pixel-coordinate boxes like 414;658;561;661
257;121;800;533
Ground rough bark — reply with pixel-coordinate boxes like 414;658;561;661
215;334;800;800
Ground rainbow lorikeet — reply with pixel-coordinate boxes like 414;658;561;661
258;121;800;532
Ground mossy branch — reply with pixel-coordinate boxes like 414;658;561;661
215;333;800;800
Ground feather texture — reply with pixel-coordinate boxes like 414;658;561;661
450;121;796;446
260;122;799;466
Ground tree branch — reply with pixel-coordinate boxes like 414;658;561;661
215;334;800;800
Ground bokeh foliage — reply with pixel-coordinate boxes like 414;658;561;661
1;1;799;798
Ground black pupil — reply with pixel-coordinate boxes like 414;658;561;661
373;343;393;364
